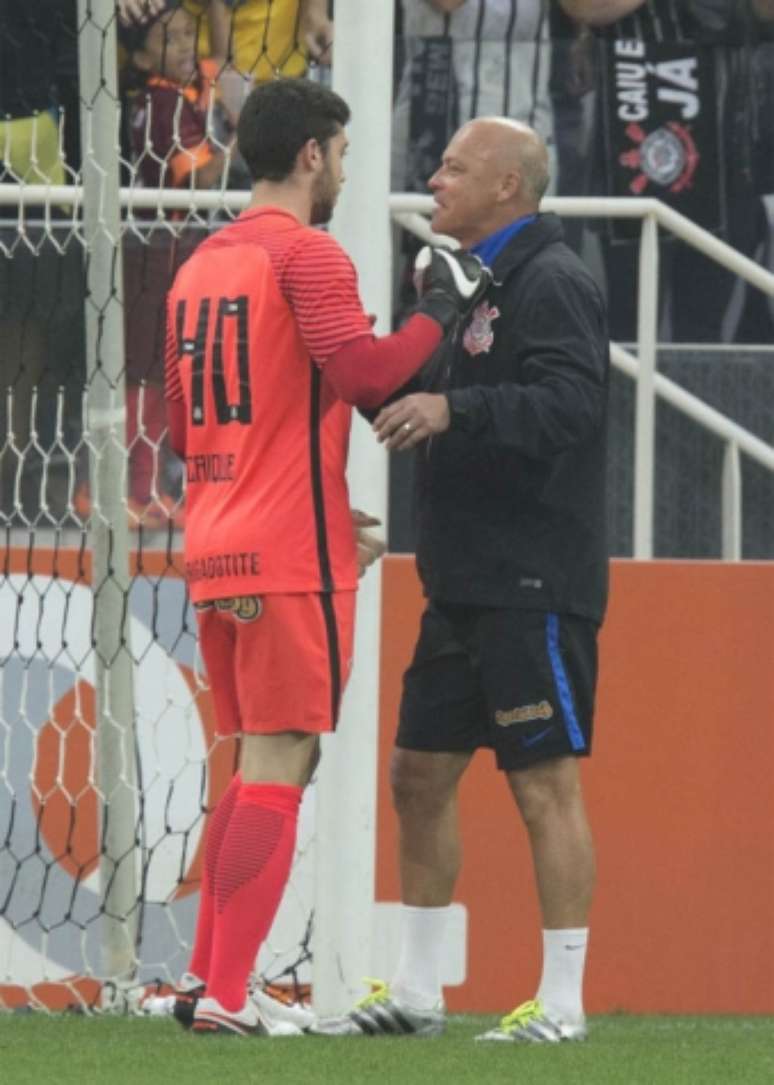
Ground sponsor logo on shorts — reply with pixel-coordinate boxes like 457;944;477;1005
194;595;263;622
494;700;554;728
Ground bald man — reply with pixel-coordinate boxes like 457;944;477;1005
313;119;609;1043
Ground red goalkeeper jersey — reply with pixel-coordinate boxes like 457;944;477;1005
165;207;373;603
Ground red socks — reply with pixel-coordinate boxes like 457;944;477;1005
188;772;243;982
206;783;302;1012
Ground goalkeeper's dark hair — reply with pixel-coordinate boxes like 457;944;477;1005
237;78;351;183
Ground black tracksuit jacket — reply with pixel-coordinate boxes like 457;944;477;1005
414;212;610;624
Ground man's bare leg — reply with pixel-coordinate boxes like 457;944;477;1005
505;756;594;1029
388;748;472;1009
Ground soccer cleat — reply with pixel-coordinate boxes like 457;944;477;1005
475;999;587;1044
192;989;307;1038
309;979;446;1038
172;972;206;1030
251;985;315;1034
192;994;270;1037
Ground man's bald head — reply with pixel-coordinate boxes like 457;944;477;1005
428;118;550;248
461;118;550;206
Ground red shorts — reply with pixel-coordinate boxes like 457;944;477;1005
195;592;355;735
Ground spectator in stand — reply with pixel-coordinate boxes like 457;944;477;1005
119;0;333;188
203;0;334;182
114;1;228;529
558;0;774;344
393;1;555;195
119;0;334;127
206;0;332;82
121;2;227;191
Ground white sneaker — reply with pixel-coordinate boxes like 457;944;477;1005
251;986;315;1034
475;999;587;1043
193;990;307;1038
310;979;446;1037
192;989;310;1037
192;993;270;1037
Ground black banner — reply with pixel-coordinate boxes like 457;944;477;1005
601;39;724;241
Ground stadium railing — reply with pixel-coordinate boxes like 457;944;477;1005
392;194;774;561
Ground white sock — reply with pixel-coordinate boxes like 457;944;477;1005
391;904;449;1011
536;927;588;1025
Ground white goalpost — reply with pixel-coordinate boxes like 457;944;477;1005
313;0;395;1017
77;0;139;994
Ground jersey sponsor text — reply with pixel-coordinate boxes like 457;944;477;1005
185;551;260;583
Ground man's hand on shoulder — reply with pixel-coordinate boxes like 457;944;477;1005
373;393;451;451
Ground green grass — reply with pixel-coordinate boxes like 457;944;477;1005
2;1014;774;1085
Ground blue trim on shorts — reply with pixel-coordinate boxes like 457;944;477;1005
546;613;586;752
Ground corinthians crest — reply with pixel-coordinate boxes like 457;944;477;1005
463;300;500;357
619;121;699;196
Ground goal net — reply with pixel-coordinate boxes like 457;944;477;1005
0;0;333;1013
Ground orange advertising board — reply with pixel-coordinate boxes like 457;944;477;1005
377;557;774;1014
2;549;772;1014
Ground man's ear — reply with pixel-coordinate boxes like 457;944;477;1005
499;169;521;203
298;137;324;174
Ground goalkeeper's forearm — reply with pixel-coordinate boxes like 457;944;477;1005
323;314;443;409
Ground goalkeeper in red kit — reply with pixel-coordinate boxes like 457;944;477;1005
164;77;491;1036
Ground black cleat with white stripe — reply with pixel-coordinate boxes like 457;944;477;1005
172;972;206;1030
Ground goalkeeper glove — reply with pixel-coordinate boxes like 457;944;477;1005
413;246;493;335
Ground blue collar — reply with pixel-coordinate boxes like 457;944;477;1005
471;214;537;268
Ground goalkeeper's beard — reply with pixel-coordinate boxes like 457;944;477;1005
310;163;339;226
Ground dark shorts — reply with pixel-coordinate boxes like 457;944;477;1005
396;603;599;772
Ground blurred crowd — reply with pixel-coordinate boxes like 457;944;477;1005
2;0;774;525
